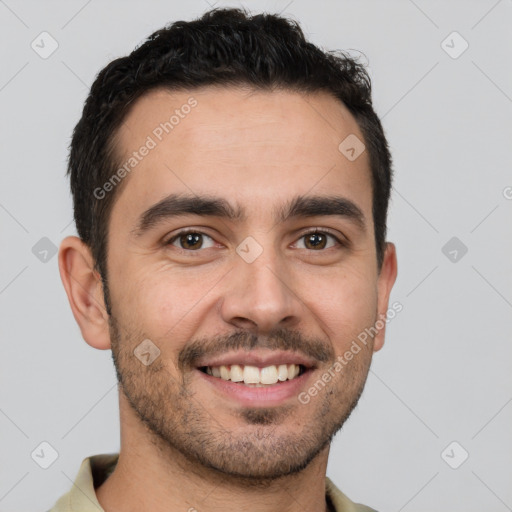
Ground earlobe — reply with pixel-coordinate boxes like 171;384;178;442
58;236;111;350
373;242;398;352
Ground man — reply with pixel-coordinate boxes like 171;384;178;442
53;7;397;512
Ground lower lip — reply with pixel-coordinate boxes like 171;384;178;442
196;369;313;407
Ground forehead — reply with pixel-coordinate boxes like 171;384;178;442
110;86;372;228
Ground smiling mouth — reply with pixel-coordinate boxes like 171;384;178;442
198;364;307;387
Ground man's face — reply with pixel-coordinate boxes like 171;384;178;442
104;86;395;479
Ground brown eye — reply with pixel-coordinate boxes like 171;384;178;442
167;231;215;251
305;232;327;249
296;230;341;251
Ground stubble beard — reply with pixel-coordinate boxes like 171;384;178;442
108;314;374;484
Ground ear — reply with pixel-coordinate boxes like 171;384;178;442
373;242;398;352
58;236;111;350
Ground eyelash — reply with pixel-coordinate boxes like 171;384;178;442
165;228;346;253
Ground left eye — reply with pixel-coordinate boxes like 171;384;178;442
294;230;341;250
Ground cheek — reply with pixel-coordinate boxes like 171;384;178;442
131;279;180;336
301;265;378;345
109;265;175;338
117;269;214;349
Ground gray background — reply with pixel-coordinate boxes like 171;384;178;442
1;0;511;510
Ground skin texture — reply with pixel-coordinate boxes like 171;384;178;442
59;86;397;512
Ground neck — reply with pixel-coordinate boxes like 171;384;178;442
96;394;331;512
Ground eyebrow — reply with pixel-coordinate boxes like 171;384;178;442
131;193;366;237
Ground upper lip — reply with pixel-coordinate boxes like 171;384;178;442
196;349;317;370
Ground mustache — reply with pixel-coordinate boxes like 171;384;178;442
178;328;334;370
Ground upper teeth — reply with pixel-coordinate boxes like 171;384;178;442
206;364;301;385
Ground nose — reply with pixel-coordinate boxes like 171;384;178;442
219;242;302;335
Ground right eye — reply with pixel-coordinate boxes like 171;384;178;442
166;230;217;251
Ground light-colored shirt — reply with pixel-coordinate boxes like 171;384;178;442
48;453;377;512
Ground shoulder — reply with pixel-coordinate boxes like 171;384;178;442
325;476;379;512
47;453;119;512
